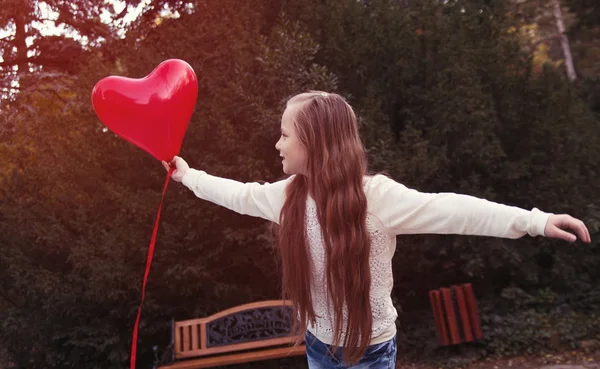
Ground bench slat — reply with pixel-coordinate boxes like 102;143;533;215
158;345;306;369
200;323;207;350
174;325;181;354
191;324;199;350
182;325;190;351
176;335;302;359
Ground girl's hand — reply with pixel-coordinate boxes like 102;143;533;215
161;156;190;183
544;214;592;243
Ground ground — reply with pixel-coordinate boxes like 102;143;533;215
397;348;600;369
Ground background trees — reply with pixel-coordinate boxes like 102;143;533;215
1;0;598;367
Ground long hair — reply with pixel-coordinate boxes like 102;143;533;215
278;91;372;364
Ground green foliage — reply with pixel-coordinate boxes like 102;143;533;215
0;0;113;79
384;287;600;367
565;0;600;31
1;0;599;367
0;2;336;368
278;0;600;360
577;77;600;117
564;0;600;80
480;287;600;357
282;0;600;305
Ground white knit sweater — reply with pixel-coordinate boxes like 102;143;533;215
182;170;551;345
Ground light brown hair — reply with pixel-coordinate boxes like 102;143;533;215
278;91;372;364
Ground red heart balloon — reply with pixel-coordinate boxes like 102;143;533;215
92;59;198;161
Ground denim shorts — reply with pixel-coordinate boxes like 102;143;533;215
304;330;397;369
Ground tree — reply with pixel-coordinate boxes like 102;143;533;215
565;0;600;85
503;0;578;80
565;0;600;30
0;0;108;92
2;0;599;366
0;1;336;368
0;0;198;98
281;0;600;308
552;0;577;81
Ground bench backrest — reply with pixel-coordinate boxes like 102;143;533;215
173;300;303;360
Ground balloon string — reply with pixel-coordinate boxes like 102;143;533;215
130;167;174;369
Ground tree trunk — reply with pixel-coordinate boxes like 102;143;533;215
13;13;29;75
553;0;577;82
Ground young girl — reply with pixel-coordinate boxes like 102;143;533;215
162;91;591;369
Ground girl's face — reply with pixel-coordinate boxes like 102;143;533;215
275;103;307;175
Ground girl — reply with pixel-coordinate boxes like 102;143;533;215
162;91;591;369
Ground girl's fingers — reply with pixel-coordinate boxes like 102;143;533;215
554;227;577;242
568;220;591;243
582;223;592;243
580;221;591;243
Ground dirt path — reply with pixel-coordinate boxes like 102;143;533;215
397;347;600;369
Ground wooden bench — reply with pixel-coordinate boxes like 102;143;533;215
155;300;306;369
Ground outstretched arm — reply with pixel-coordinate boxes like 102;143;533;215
371;175;591;243
163;156;291;224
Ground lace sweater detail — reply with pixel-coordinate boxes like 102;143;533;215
305;196;398;345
